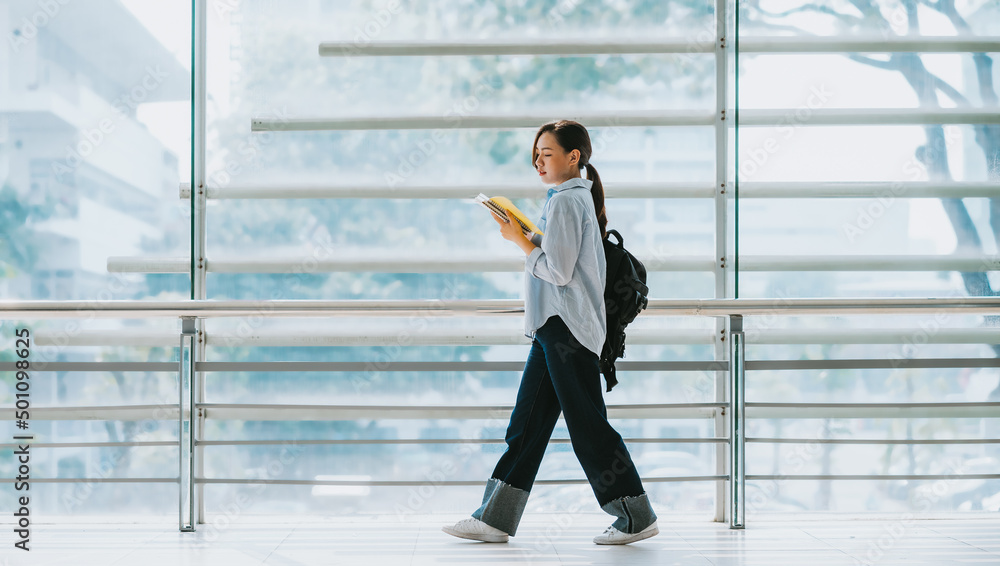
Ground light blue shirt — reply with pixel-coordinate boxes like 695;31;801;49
523;176;607;358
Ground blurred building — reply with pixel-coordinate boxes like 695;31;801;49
0;0;187;299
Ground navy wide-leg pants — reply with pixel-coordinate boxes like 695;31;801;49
471;314;657;536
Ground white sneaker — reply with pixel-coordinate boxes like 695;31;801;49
442;517;509;543
593;520;659;545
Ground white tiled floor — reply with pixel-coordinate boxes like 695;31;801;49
6;514;1000;565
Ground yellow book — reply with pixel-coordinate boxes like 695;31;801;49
475;193;544;236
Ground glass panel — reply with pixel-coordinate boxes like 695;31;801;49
746;366;998;404
202;366;721;405
739;53;1000;110
0;483;177;516
0;314;182;516
737;125;993;184
201;313;720;409
0;427;179;516
202;0;724;522
0;419;179;446
0;0;192;300
202;480;717;519
0;320;182;406
204;159;717;252
749;418;1000;446
738;1;997;36
205;0;720;310
202;439;717;481
735;2;1000;306
0;445;178;477
744;314;997;401
746;479;1000;513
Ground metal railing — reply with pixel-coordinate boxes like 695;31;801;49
2;297;1000;531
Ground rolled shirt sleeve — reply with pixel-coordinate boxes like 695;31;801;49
524;195;582;287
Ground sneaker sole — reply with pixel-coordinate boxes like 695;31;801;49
594;525;659;545
441;525;509;543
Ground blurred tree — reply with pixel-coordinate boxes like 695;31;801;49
741;0;1000;400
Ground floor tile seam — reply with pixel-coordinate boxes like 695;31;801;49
260;522;301;566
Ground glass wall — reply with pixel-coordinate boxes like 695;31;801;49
0;0;192;518
198;0;724;519
0;0;191;300
737;0;1000;514
1;0;997;522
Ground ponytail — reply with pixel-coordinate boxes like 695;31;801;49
585;163;607;240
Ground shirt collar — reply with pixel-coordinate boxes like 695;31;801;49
546;176;593;198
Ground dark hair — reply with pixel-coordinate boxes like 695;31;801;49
531;120;607;239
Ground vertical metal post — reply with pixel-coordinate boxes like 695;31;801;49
179;316;197;531
728;314;745;529
192;0;208;526
711;0;732;522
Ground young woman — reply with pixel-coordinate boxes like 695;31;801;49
443;120;659;545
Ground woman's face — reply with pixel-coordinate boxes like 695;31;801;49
534;131;580;185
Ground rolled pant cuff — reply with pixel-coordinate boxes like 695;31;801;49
600;492;657;534
470;477;529;536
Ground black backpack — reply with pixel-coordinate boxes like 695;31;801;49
599;229;649;392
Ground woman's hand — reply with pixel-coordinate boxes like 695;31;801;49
493;209;526;243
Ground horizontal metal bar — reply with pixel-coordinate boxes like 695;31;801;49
0;405;184;421
746;437;1000;445
674;297;1000;315
740;255;1000;272
32;328;713;347
5;359;996;379
199;403;724;421
0;298;515;318
740;181;1000;199
746;402;1000;419
0;478;179;483
250;109;1000;133
5;402;997;422
739;108;1000;126
106;255;718;274
0;441;178;449
315;37;1000;57
749;402;1000;409
251;111;716;132
34;330;184;347
29;327;1000;348
198;329;716;347
745;358;1000;371
746;328;1000;345
319;38;715;56
104;257;192;273
193;360;723;372
3;297;1000;319
5;358;996;376
196;437;729;446
740;37;1000;53
178;181;717;199
0;362;177;372
746;474;1000;481
105;254;1000;274
7;474;999;485
0;404;721;421
178;181;999;200
0;360;720;372
197;476;728;486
